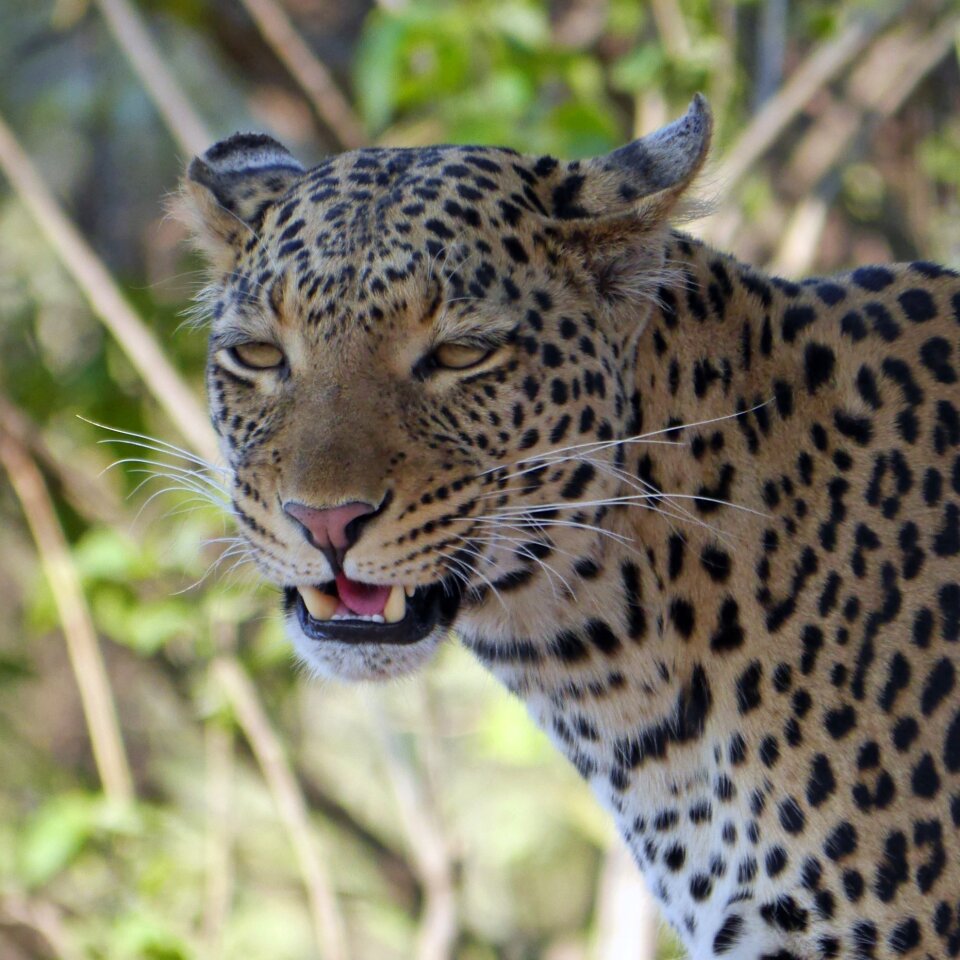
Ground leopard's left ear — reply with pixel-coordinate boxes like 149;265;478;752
552;94;712;221
174;132;305;271
546;95;712;308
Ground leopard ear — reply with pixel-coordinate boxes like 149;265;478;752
175;133;304;270
547;96;712;309
550;94;712;221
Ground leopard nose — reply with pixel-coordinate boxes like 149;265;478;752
283;500;376;552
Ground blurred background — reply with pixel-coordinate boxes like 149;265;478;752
0;1;958;958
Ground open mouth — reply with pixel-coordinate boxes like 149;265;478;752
284;573;460;646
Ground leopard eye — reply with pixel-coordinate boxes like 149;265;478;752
433;342;492;370
228;342;285;370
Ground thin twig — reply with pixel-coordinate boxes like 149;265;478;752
237;0;366;149
93;0;212;156
702;3;908;246
213;656;349;960
0;110;219;463
769;13;960;275
0;892;83;960
363;689;457;960
203;622;237;959
0;429;134;805
0;395;126;528
714;7;900;190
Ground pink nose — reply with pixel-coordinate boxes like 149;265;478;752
283;500;376;551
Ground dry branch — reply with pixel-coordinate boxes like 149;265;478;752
94;0;212;156
213;656;349;960
364;690;457;960
237;0;367;149
0;893;82;960
0;429;133;805
702;3;908;247
0;110;219;463
769;12;960;275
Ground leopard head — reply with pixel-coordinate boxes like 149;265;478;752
177;97;711;680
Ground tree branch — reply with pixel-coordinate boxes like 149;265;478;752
93;0;212;156
237;0;367;149
213;656;349;960
0;429;134;805
0;110;219;463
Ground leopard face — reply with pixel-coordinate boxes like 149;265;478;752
178;98;710;681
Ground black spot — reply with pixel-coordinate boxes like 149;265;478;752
920;336;957;383
620;561;646;640
759;736;780;768
550;629;588;662
560;462;595;499
804;342;836;393
765;846;788;877
806;754;836;807
898;287;936;322
585;619;620;655
874;831;909;902
824;822;857;860
825;704;857;739
911;753;940;798
712;914;744;954
782;305;817;342
502;235;529;263
689;874;712;900
889;918;922;954
669;598;695;638
816;282;846;305
945;709;960;773
852;266;895;291
668;534;685;579
921;658;955;716
760;895;809;932
711;598;745;652
834;410;873;445
701;545;731;582
778;797;805;834
736;660;763;714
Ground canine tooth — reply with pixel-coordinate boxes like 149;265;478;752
384;585;406;623
404;585;416;598
299;586;337;620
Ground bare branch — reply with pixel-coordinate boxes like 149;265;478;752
213;656;349;960
93;0;212;156
237;0;367;149
0;395;126;527
0;892;83;960
702;3;909;247
363;689;457;960
0;110;219;463
769;13;960;275
0;429;134;805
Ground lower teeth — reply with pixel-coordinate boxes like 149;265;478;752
330;613;386;622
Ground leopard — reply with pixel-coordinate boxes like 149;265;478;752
176;95;960;959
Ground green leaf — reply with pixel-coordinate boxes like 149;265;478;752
18;792;99;887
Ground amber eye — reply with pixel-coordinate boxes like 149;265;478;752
228;342;285;370
433;342;492;370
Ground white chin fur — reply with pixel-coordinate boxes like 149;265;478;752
285;614;444;682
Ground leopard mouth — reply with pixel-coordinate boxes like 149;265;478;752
284;574;460;645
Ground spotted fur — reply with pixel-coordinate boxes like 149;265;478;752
178;97;960;959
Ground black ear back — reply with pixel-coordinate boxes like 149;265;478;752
176;132;305;268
